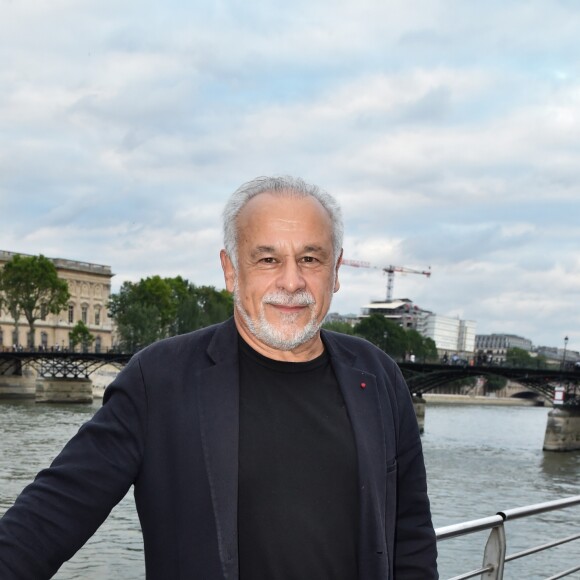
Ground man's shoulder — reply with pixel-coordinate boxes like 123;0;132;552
132;318;235;365
322;329;398;370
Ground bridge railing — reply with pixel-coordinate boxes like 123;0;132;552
435;495;580;579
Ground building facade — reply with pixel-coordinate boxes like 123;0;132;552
361;299;476;355
416;313;476;354
360;299;424;329
475;333;533;364
535;345;580;365
0;250;114;352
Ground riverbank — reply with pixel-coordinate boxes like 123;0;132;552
92;386;548;406
424;393;547;406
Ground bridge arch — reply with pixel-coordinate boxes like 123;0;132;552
397;363;580;405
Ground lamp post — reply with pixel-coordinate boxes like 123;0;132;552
562;335;569;370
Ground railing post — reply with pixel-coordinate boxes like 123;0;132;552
481;524;506;579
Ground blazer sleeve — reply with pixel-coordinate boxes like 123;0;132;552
0;357;147;579
392;366;438;579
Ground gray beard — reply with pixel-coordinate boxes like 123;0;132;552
233;285;322;351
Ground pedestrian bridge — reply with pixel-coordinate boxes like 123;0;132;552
2;352;579;450
398;362;580;405
0;351;132;379
1;352;579;404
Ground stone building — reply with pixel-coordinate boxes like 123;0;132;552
0;250;114;352
475;333;533;364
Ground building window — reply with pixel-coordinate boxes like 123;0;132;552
41;332;48;350
95;336;102;354
12;329;18;348
68;304;75;324
81;305;88;324
0;329;3;349
95;307;101;326
40;303;48;320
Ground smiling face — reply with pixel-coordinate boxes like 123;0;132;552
220;191;342;361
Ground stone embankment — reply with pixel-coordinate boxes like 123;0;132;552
424;393;546;406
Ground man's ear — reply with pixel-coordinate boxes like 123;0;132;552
220;250;236;293
333;249;343;293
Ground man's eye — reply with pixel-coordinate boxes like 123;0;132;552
259;257;277;264
301;256;317;263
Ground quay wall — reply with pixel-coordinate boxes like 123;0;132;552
424;393;546;407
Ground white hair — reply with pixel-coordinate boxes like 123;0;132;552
222;175;343;269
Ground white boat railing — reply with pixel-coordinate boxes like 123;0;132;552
435;495;580;579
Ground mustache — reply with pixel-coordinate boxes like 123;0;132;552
262;290;315;306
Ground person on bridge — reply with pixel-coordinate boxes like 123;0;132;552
0;176;438;579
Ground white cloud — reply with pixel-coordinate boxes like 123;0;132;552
1;0;580;351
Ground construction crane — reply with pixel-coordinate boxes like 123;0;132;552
342;258;431;302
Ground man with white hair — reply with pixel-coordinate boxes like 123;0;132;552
0;176;438;579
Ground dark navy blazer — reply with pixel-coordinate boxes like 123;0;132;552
0;318;438;579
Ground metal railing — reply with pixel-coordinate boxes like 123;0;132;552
435;495;580;579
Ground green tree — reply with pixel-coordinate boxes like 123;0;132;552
354;315;407;360
109;277;234;352
193;286;234;330
505;347;535;368
0;273;23;347
422;337;439;362
406;331;438;363
174;285;233;335
108;277;175;352
484;374;508;392
69;320;95;352
322;320;355;335
353;315;439;362
0;254;70;348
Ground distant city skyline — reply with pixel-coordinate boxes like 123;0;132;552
1;1;578;351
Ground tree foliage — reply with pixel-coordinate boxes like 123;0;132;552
352;314;438;362
0;254;70;347
108;276;234;352
322;320;355;335
505;347;547;369
484;374;508;391
69;321;95;352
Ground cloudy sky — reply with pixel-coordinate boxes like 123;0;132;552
1;0;578;351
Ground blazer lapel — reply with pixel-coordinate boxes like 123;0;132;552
324;332;389;578
197;320;240;580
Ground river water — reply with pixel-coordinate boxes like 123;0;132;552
1;400;579;579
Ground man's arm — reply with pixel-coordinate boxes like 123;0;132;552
0;358;146;579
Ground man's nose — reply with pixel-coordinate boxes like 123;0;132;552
276;260;306;293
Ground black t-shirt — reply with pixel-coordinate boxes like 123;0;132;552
237;337;359;580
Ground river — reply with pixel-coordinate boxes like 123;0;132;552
1;400;579;579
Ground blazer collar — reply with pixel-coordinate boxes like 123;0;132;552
322;330;388;571
321;331;387;486
198;318;240;580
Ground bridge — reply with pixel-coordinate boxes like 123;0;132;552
397;362;580;406
2;352;580;451
0;351;132;379
2;352;579;404
0;351;133;405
